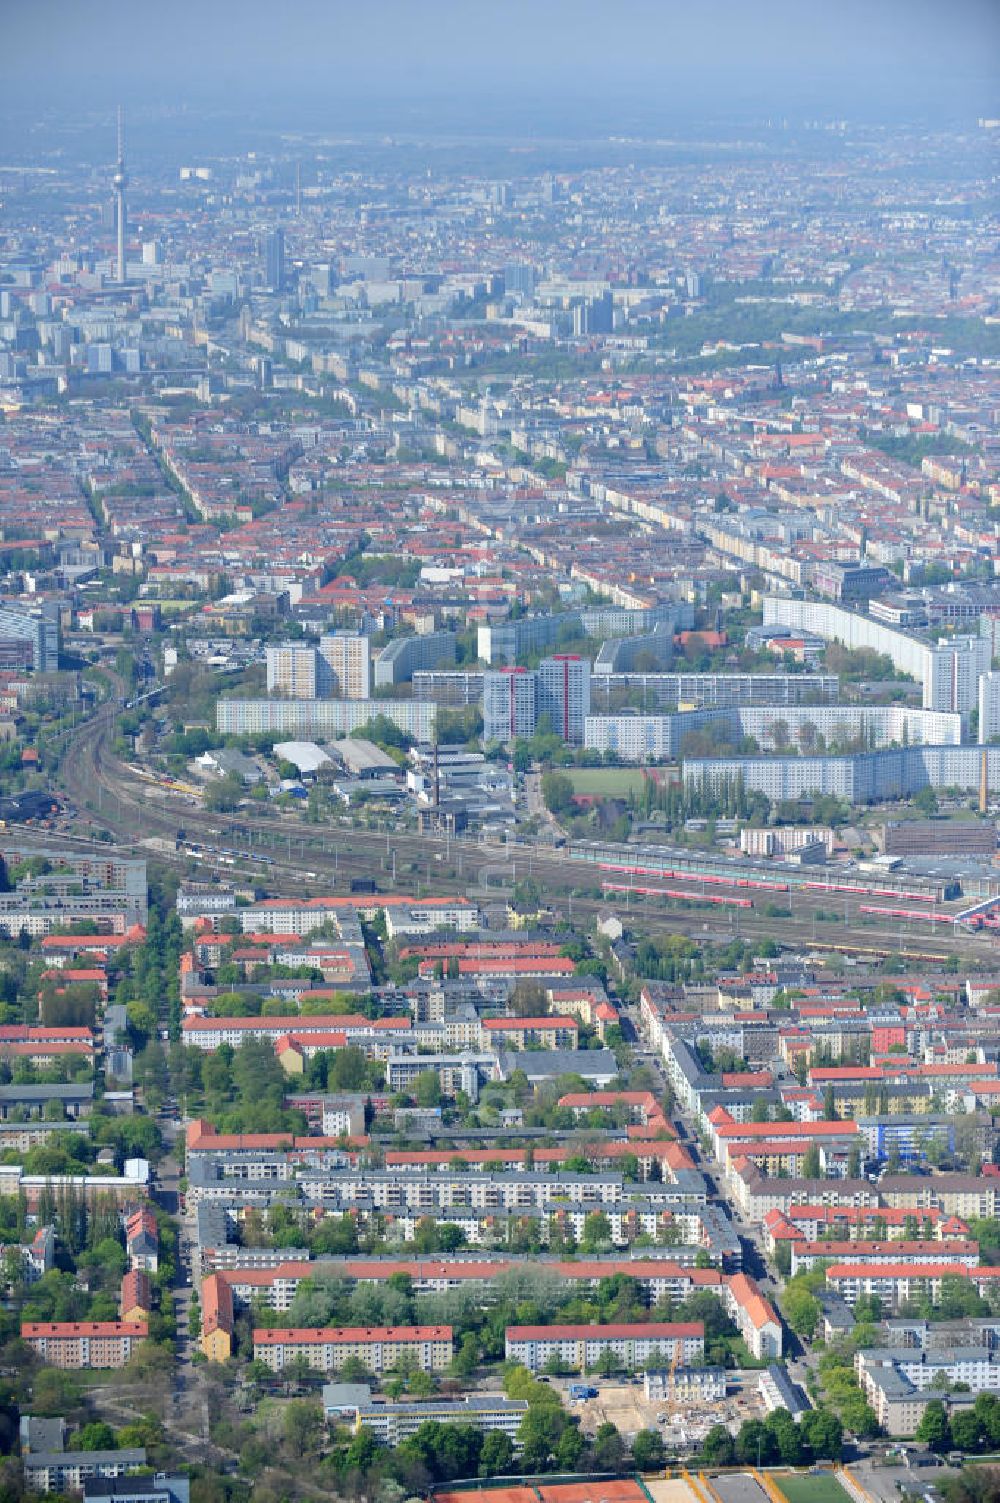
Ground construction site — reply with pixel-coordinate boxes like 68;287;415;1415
552;1370;767;1452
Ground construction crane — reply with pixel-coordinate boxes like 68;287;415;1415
667;1345;680;1412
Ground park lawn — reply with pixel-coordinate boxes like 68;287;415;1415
74;1370;123;1388
775;1473;852;1503
567;768;648;798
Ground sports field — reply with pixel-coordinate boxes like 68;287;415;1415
774;1472;851;1503
646;1481;704;1503
567;768;648;797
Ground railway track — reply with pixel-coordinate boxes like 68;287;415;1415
46;702;1000;964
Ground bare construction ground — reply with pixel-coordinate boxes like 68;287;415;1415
564;1376;764;1448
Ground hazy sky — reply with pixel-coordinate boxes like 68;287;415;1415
2;0;998;128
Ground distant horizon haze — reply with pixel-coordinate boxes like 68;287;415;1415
0;0;997;149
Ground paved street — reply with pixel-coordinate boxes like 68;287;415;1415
849;1458;958;1503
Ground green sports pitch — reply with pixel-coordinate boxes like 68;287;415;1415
773;1473;852;1503
566;768;649;797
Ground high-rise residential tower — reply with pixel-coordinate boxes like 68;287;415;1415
483;667;536;744
319;634;371;699
536;655;591;744
264;228;285;291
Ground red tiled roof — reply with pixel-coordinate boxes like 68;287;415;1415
727;1272;780;1330
716;1120;859;1139
254;1323;451;1343
202;1272;234;1335
826;1262;988;1279
483;1015;577;1030
22;1320;147;1337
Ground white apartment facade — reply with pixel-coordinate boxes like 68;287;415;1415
254;1323;453;1373
216;698;436;740
483;668;536;743
320;634;371;698
505;1321;704;1373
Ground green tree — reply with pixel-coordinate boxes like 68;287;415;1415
450;1331;479;1380
592;1421;625;1473
330;1046;369;1091
413;1217;441;1254
632;1429;666;1470
974;1394;1000;1448
783;1285;821;1339
840;1394;879;1439
800;1408;843;1460
408;1370;437;1400
915;1399;951;1452
204;775;244;813
413;1070;442;1108
736;1419;778;1467
77;1422;116;1451
311;1215;359;1256
853;1294;882;1325
541;770;575;816
802;1143;822;1179
479;1430;514;1477
344;1425;381;1474
518;1406;567;1471
950;1410;984;1454
701;1424;736;1467
580;1211;613;1253
940;1465;1000;1503
765;1408;803;1465
283;1399;324;1459
555;1423;586;1470
30;1368;81;1416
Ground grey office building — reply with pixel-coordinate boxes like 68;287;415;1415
0;603;59;672
374;631;457;687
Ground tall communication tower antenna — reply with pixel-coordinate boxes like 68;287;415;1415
114;105;128;285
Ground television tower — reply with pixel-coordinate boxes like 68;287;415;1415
113;105;128;285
